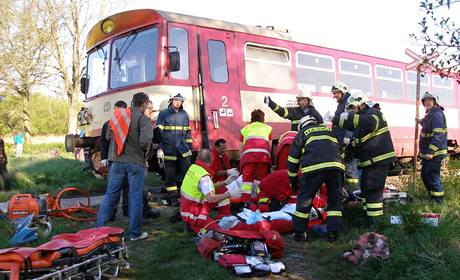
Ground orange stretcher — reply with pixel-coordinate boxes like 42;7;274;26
0;227;129;280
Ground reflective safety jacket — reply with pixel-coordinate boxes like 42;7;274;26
268;99;323;131
419;106;447;159
181;163;212;204
287;124;344;186
332;92;352;145
336;107;396;168
239;122;272;167
156;106;192;159
109;108;132;155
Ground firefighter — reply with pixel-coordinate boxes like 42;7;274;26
240;109;272;203
333;91;396;225
418;91;447;203
288;115;344;242
156;93;193;200
264;89;323;131
330;81;359;191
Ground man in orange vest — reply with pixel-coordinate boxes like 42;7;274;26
240;109;273;203
96;92;153;241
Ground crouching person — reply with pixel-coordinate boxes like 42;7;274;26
180;149;240;233
288;116;345;242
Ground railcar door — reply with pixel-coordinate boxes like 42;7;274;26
197;27;242;150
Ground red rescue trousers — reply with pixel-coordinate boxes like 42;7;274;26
241;162;270;203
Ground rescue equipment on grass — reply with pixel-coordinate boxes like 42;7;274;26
343;232;389;265
0;227;129;280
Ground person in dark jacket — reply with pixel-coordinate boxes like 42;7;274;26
330;81;359;191
0;137;11;191
156;93;192;198
287;116;345;242
417;91;447;203
333;91;395;226
264;89;323;131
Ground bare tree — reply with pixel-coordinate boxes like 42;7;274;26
0;0;50;138
411;0;460;77
39;0;109;135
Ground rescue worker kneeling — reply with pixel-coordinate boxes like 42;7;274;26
180;149;240;233
287;116;345;242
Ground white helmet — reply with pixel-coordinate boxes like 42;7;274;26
331;81;348;93
297;89;312;99
170;93;184;101
347;91;369;107
298;115;318;131
421;91;439;104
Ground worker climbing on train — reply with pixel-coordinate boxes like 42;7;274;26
156;93;193;202
288;115;345;242
417;91;447;203
333;91;396;227
264;89;323;131
240;109;273;204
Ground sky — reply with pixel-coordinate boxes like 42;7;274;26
103;0;456;63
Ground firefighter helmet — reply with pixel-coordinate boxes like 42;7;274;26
331;81;348;93
298;115;318;131
421;91;439;104
347;91;369;107
170;93;184;101
297;89;312;99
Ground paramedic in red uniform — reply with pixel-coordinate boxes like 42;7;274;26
210;138;239;183
239;109;273;203
275;131;298;170
180;149;240;233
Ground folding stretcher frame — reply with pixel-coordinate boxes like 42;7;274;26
0;227;129;280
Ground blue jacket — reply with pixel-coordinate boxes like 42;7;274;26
419;106;447;159
156;106;192;158
332;92;352;145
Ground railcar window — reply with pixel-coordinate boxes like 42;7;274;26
169;27;189;80
245;44;292;89
406;71;430;101
375;65;403;99
87;43;109;98
338;59;372;96
208;40;229;83
110;27;158;89
432;76;454;105
296;52;334;92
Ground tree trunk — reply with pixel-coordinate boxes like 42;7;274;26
21;93;32;139
67;91;79;134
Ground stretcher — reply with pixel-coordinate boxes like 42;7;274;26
0;227;129;280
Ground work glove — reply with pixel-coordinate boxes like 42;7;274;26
343;137;351;145
100;159;109;167
227;186;242;198
340;112;349;122
157;148;164;160
323;111;333;122
264;96;271;105
225;174;239;185
227;168;240;177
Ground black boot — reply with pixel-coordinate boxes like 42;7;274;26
293;231;308;242
327;231;339;242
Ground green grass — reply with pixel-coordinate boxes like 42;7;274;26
0;143;106;201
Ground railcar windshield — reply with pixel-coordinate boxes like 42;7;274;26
86;44;109;98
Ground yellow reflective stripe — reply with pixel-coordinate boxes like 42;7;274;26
353;114;359;128
288;170;298;177
166;186;178;191
430;191;445;196
274;104;280;111
359;151;396;167
345;178;359;184
163;125;190;130
217;198;230;207
156;125;164;130
420;132;433;138
367;210;384;216
366;203;383;209
432;128;447;133
359;127;389;144
291;120;300;124
428;144;438;151
434;149;447;156
182;151;192;157
339;117;345;128
301;162;345;173
327;211;342;217
288;156;300;164
371;115;379;131
294;211;309;219
241;183;252;192
305;135;338;146
283;107;288;118
164;155;177;161
186;138;193;143
259;197;270;203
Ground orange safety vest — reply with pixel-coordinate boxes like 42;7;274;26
109;108;132;155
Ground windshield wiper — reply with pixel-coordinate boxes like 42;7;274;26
95;45;107;72
113;31;138;70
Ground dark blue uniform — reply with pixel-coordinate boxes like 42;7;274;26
287;124;344;236
334;107;395;221
268;98;323;131
419;106;447;202
156;105;192;192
